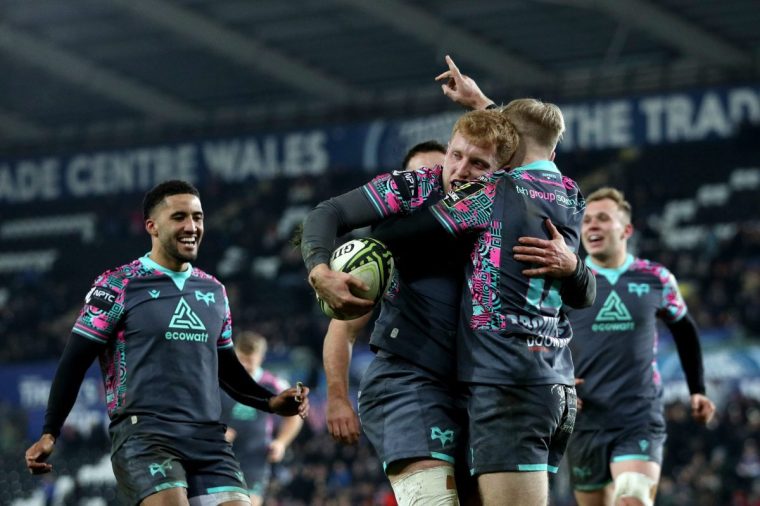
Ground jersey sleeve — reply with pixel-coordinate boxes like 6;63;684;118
72;271;127;344
429;178;496;236
657;267;688;322
361;166;442;217
218;284;233;349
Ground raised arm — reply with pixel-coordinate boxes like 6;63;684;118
323;313;373;444
436;55;496;111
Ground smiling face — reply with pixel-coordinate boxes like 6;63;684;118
442;131;499;192
581;197;633;267
145;193;204;271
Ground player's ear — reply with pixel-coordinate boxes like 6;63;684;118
550;151;557;161
145;217;158;237
622;222;634;240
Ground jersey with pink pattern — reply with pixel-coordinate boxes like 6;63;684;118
73;256;232;423
362;165;444;217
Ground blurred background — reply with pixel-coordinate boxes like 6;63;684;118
1;0;759;504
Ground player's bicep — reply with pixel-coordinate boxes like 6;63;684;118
362;168;438;217
658;271;688;322
217;287;233;349
430;180;495;236
72;277;125;343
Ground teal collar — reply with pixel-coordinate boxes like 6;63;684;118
585;254;634;286
515;160;560;173
140;253;192;291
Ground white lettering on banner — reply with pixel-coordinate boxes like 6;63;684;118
561;101;632;150
640;89;760;144
66;144;197;197
0;158;60;203
203;131;328;180
19;376;101;408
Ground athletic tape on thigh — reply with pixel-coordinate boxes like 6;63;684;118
188;491;251;506
391;466;459;506
613;471;655;506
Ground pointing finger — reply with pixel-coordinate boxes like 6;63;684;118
445;55;463;79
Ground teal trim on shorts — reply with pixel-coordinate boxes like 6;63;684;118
430;452;455;464
154;481;187;492
612;454;650;462
207;485;249;494
574;481;613;492
383;461;388;472
517;464;559;473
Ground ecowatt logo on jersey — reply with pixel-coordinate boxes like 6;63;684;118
592;291;635;332
165;297;209;342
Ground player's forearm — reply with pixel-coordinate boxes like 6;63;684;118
560;258;596;309
301;188;381;272
218;347;276;412
323;319;360;401
667;314;706;395
274;415;304;447
43;333;101;438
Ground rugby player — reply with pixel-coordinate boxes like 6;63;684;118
305;112;515;505
562;188;715;506
25;180;309;506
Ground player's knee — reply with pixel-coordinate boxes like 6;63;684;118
391;466;460;506
612;472;655;506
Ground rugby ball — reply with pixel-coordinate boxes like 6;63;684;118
318;238;394;320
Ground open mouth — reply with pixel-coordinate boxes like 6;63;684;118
586;234;603;247
178;237;198;247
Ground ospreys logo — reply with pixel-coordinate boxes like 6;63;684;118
165;297;209;342
592;291;635;332
148;458;173;478
430;426;455;448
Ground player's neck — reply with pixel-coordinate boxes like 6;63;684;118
149;249;190;273
591;249;629;269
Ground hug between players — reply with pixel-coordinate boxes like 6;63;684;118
25;56;713;506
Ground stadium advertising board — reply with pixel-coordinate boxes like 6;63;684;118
1;84;758;204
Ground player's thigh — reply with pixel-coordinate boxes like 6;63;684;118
574;485;614;506
609;419;666;474
112;433;189;505
141;487;190;506
467;383;574;476
358;353;466;471
183;427;250;503
566;429;614;494
477;471;547;506
238;460;270;503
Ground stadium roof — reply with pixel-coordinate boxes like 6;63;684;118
0;0;758;152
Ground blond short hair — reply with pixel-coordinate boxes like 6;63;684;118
452;109;518;168
586;187;632;223
234;331;268;356
502;99;565;151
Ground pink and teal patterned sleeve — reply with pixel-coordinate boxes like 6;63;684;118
361;166;443;217
657;266;688;322
218;284;233;349
429;178;497;236
72;272;127;344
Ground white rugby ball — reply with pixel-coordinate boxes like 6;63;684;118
318;238;394;320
